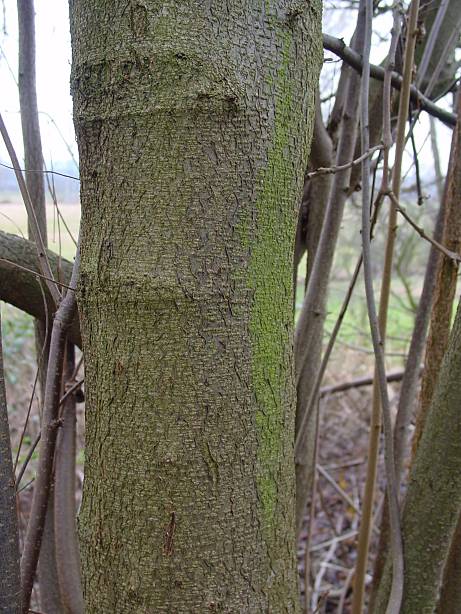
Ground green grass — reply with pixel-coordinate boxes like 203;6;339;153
295;255;419;374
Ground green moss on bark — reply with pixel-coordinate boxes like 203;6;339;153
249;21;320;534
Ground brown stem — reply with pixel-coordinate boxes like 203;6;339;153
54;343;84;613
20;241;80;613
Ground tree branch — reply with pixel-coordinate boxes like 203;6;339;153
20;238;80;613
323;33;457;127
0;231;81;348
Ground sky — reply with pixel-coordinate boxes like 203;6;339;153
0;1;455;182
0;0;77;170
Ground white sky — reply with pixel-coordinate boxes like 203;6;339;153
0;0;76;169
0;1;455;182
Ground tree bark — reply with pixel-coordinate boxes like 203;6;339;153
374;297;461;613
0;231;80;347
0;309;21;612
413;92;461;452
70;1;322;611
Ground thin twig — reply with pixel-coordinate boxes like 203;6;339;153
0;161;79;181
15;434;40;490
13;277;49;475
317;464;360;516
15;379;84;489
310;529;357;554
319;368;421;397
306;144;383;178
0;258;74;290
387;192;461;262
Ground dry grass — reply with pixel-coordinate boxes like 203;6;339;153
0;202;80;260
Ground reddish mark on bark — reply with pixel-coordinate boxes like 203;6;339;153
163;511;176;556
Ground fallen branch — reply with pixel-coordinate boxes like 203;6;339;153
319;367;423;397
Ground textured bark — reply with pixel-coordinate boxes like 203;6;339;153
0;310;21;612
0;230;80;347
438;512;461;613
70;1;322;611
413;92;461;454
421;93;461;614
374;298;461;613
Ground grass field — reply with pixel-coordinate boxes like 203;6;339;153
0;201;80;260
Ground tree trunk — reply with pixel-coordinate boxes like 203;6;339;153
17;3;63;609
70;1;322;611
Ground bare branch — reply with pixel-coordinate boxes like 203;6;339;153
20;238;81;612
306;144;383;179
387;192;461;263
322;33;457;127
0;231;81;348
